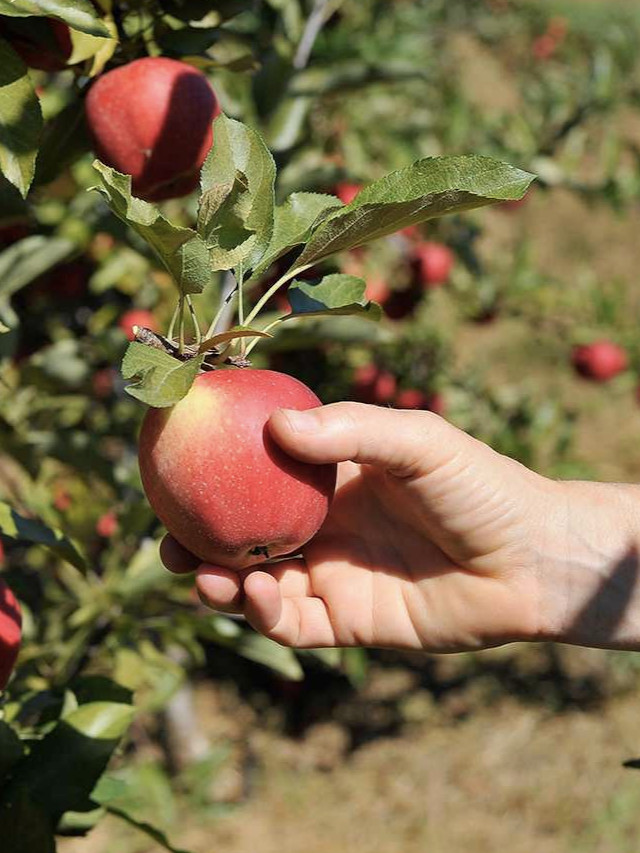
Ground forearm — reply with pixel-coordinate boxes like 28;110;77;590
538;481;640;650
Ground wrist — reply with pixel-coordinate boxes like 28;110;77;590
535;480;640;650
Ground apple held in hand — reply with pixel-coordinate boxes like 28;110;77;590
86;57;220;202
139;370;337;570
0;579;21;690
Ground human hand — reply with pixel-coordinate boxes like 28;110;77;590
161;402;569;652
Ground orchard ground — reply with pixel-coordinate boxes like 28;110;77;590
61;135;640;853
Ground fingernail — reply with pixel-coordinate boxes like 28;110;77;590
279;408;320;433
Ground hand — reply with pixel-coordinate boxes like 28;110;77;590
161;402;565;652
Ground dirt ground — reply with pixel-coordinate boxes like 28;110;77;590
61;647;640;853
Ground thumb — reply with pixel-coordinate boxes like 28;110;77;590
268;402;473;478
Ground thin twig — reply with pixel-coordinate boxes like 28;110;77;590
294;0;333;70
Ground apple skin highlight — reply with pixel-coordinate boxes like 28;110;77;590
139;370;337;570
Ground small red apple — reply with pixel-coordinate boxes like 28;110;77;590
532;33;557;61
352;364;397;405
395;388;429;410
139;369;337;570
30;260;90;302
0;223;30;248
53;487;72;512
395;388;446;415
335;183;362;205
399;225;419;240
86;57;220;202
572;341;628;382
96;511;119;538
0;580;21;690
0;17;72;71
412;242;454;288
364;276;421;321
364;276;391;304
92;367;117;398
119;309;158;342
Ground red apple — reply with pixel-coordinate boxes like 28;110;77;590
364;276;421;321
92;367;117;398
0;17;72;72
412;242;454;288
499;194;529;213
352;364;397;405
96;511;119;538
395;388;446;415
365;276;391;304
139;369;337;570
86;57;220;202
335;183;362;205
53;487;72;512
0;223;30;248
572;341;628;382
532;34;557;61
119;309;158;342
395;388;429;409
30;260;90;302
0;580;21;690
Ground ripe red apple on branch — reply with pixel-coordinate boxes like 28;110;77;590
86;57;220;202
0;16;72;71
139;370;337;570
0;578;21;690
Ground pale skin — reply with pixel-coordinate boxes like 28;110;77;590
161;403;640;653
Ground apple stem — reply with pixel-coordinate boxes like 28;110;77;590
185;295;202;345
178;296;185;355
205;277;238;339
167;301;181;342
245;264;312;328
244;316;286;358
237;265;247;356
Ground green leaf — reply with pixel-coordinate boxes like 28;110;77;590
294;155;536;270
0;235;75;301
121;343;204;408
67;19;118;76
249;192;340;281
197;615;304;680
4;701;134;822
92;162;212;296
0;0;111;38
286;274;381;321
0;38;43;198
92;774;194;853
0;500;86;571
0;785;56;853
198;114;276;273
235;631;304;680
